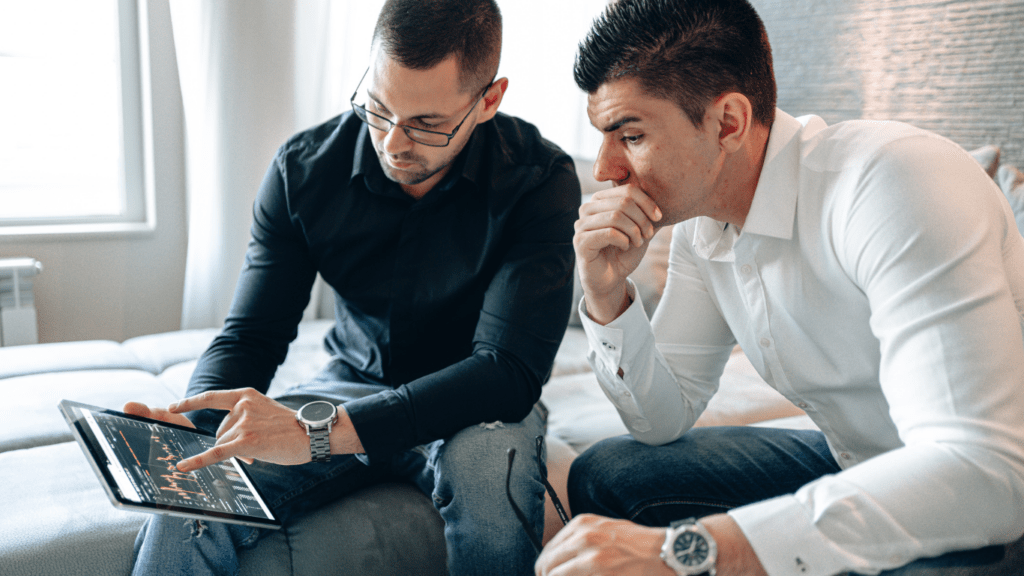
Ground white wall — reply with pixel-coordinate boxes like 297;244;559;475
755;0;1024;171
4;0;1020;344
0;0;187;344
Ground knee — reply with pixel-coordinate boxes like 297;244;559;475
567;435;637;516
437;421;527;481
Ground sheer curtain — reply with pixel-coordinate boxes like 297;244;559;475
172;0;605;329
172;1;297;329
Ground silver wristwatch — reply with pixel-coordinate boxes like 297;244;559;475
661;518;718;576
295;401;338;463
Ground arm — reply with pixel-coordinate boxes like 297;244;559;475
172;157;581;468
576;185;736;445
342;161;581;462
730;136;1024;576
182;155;318;433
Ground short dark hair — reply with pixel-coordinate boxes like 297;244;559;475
574;0;776;128
373;0;502;94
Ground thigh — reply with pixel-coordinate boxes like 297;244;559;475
243;453;395;524
420;402;549;505
568;426;841;526
417;403;550;576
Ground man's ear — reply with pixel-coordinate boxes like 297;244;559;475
476;77;509;123
714;92;753;154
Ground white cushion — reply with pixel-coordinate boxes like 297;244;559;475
1;370;179;452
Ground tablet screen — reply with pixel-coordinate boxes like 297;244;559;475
59;399;280;529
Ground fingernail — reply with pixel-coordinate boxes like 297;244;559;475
654;207;663;220
168;402;179;411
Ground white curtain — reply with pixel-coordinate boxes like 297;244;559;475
172;1;300;329
171;0;605;329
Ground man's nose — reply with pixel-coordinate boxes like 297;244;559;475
382;125;415;155
592;144;629;185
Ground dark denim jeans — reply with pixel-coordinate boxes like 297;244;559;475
568;426;1017;575
130;394;547;576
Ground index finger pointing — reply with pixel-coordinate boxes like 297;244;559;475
168;390;244;414
176;440;238;473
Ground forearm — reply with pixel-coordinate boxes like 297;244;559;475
329;405;364;454
580;285;727;445
343;346;545;463
583;281;633;326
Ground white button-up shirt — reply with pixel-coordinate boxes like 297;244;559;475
580;110;1024;576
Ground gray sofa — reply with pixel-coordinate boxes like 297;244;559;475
3;148;1023;576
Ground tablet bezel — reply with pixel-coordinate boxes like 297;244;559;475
59;399;281;530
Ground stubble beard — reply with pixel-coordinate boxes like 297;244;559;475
377;150;455;187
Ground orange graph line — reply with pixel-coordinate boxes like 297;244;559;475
120;430;143;467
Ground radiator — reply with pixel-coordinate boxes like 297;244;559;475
0;258;42;347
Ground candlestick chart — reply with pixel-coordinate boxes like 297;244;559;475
90;412;273;520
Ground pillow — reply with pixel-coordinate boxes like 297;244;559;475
968;144;1001;179
997;163;1024;237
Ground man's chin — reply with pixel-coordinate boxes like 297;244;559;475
382;165;432;186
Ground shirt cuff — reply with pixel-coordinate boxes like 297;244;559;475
341;388;415;466
578;279;651;375
729;496;849;576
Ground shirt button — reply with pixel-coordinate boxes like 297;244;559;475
841;452;852;460
760;338;771;348
622;390;632;397
797;402;809;409
741;264;752;274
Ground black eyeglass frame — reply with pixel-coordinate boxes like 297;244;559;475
349;67;492;148
506;435;571;553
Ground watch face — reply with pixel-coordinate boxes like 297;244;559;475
299;401;336;425
674;531;710;567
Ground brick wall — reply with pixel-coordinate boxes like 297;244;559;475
753;0;1024;171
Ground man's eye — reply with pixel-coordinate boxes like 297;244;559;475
621;134;643;144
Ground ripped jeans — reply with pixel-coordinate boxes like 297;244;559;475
130;373;548;576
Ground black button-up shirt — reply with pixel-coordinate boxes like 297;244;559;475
185;111;580;462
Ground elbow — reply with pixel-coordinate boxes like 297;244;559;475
621;414;687;447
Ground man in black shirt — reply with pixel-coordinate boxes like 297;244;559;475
125;1;580;574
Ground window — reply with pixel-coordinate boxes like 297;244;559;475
0;0;152;235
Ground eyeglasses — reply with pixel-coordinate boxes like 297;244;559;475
350;67;490;148
506;435;571;553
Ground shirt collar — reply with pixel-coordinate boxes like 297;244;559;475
741;109;806;239
690;109;808;261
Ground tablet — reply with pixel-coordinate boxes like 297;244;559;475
58;399;281;530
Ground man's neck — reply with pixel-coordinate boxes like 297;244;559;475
717;122;771;230
400;164;452;200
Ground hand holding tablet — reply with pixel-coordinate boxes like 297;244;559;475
58;399;281;529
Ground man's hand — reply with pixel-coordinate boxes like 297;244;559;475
535;514;673;576
165;389;361;473
123;401;196;429
535;513;768;576
573;184;662;325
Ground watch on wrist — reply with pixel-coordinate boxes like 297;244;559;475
295;401;338;463
661;518;718;576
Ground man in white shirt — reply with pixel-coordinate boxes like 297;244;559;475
534;0;1024;575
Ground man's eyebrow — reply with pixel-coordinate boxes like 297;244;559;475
603;116;642;133
366;90;448;121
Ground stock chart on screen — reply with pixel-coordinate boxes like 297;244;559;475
84;410;274;521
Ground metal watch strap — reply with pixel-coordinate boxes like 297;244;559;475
309;427;331;463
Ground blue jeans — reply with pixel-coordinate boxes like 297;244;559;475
569;427;1016;575
131;378;547;576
